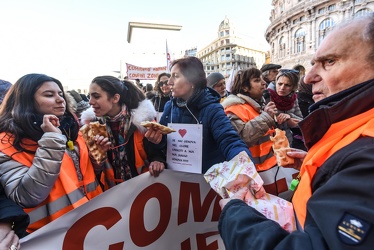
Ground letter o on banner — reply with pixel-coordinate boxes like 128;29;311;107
130;183;172;247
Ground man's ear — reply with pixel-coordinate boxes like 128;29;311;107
242;86;249;93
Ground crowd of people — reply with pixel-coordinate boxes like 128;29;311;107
0;14;373;250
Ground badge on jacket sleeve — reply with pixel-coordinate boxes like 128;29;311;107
337;213;371;245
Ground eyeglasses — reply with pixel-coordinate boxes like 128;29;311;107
158;80;169;87
279;69;299;74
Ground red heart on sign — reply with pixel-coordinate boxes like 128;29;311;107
178;129;187;138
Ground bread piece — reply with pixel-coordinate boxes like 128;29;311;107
140;121;176;135
270;128;294;166
80;121;108;164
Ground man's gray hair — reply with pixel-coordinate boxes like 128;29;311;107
334;14;374;63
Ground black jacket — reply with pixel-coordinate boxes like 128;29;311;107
218;79;374;250
0;194;29;238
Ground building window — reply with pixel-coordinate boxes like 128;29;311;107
279;36;286;58
328;4;336;11
220;31;224;37
295;28;306;53
226;39;230;44
319;18;335;45
225;30;230;35
300;16;305;21
355;8;373;17
318;8;325;14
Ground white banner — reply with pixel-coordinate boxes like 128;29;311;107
20;170;225;250
126;63;168;80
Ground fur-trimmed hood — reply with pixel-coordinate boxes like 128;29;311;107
80;99;156;134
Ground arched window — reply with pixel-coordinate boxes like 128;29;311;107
318;18;335;45
295;28;306;53
279;36;285;58
355;8;373;17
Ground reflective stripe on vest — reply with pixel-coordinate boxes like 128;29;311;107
225;103;277;171
293;108;374;229
0;132;102;232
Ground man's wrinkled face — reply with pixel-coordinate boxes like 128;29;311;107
304;19;374;100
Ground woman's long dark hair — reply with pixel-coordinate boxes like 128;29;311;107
0;73;78;151
91;76;145;110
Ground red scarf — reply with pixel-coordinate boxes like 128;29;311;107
268;88;297;111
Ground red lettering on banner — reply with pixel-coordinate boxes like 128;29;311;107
147;73;159;79
62;207;124;250
130;183;172;247
181;231;220;250
178;182;222;225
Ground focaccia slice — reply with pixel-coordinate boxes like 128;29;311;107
80;121;108;164
140;121;176;135
270;128;294;166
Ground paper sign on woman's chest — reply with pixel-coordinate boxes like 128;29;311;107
166;123;203;174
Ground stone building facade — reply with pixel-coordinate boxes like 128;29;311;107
196;17;267;77
266;0;374;70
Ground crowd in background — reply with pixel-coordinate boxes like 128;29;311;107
0;14;373;250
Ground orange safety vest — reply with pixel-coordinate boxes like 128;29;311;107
293;108;374;229
0;132;103;233
101;129;148;190
225;103;277;171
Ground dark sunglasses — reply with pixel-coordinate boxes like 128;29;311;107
159;80;169;86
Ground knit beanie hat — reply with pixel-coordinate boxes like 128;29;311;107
207;73;224;88
0;79;12;105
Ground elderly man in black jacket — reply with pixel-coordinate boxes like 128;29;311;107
219;14;374;250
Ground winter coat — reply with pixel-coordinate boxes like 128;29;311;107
268;84;303;144
222;94;275;148
218;79;374;250
0;194;29;238
222;94;298;197
81;100;166;182
159;87;251;173
151;93;172;112
0;132;102;232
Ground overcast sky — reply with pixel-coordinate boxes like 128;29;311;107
0;0;273;88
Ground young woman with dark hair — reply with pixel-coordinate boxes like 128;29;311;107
0;73;102;233
81;76;166;189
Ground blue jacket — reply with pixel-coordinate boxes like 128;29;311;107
159;87;252;173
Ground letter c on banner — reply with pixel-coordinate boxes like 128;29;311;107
62;207;124;250
130;183;172;247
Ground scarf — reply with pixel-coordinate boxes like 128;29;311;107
268;88;297;111
100;105;132;182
